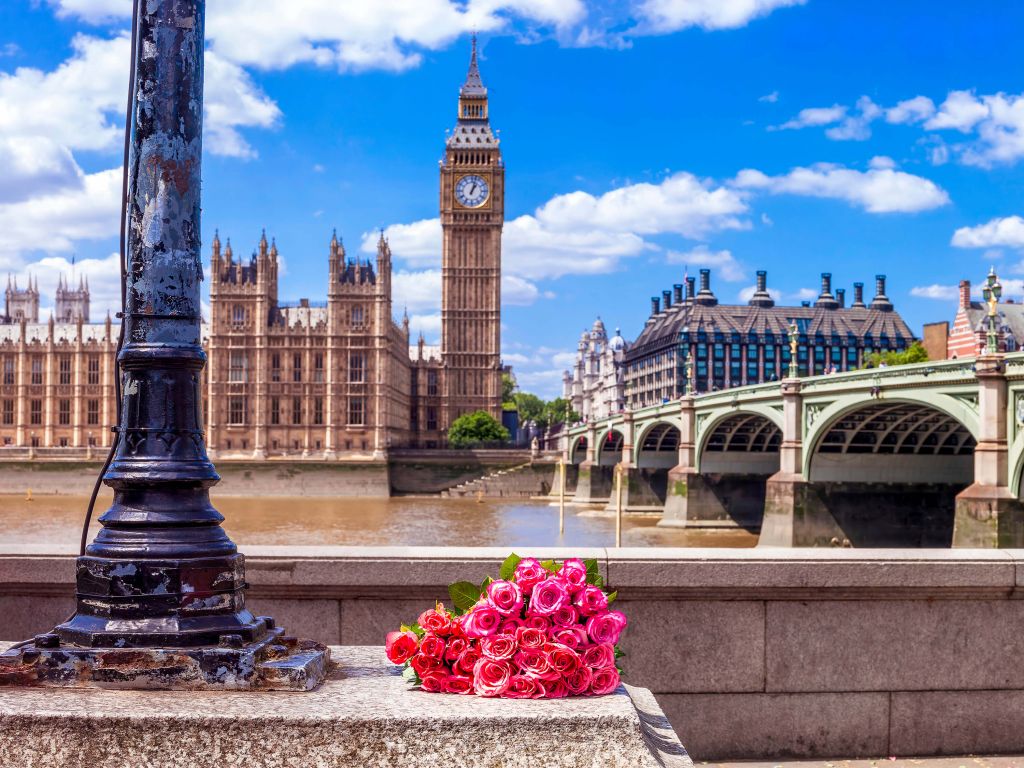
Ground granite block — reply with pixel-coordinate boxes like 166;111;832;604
890;690;1024;755
0;596;74;643
340;598;449;645
244;597;342;645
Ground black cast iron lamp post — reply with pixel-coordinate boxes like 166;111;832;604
0;0;329;691
982;266;1002;355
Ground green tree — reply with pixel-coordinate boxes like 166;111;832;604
448;411;511;448
544;397;581;428
513;392;547;428
862;341;929;369
501;373;517;409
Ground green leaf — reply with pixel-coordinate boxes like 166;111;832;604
481;575;494;593
449;580;482;613
402;665;421;686
541;559;560;574
499;553;522;581
409;622;425;638
606;590;618;605
593;574;604;588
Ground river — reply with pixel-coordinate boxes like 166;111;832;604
1;493;757;551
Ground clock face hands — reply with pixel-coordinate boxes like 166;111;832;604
455;174;489;207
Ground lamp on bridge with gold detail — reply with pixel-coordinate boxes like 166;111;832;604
982;266;1002;355
787;321;800;378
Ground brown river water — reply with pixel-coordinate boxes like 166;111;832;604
0;493;757;551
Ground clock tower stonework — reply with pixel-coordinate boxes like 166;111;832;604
440;39;504;428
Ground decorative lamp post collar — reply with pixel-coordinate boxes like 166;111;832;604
982;266;1002;355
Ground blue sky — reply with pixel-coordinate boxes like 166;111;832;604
1;0;1022;396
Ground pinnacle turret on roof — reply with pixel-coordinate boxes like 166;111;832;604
461;35;486;98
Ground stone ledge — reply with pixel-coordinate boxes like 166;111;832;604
0;645;691;768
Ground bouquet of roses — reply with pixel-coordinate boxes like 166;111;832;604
384;554;626;698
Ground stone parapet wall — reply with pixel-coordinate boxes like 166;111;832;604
2;547;1024;759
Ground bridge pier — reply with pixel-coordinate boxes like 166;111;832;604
953;355;1024;547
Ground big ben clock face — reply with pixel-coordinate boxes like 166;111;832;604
455;174;490;208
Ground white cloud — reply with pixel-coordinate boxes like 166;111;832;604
0;137;82;204
364;172;749;280
203;51;282;159
733;162;950;214
776;104;846;130
636;0;806;33
759;91;779;103
868;155;896;170
910;284;958;300
10;252;122;319
952;216;1024;249
824;96;881;141
925;90;990;132
503;274;543;305
666;246;745;282
1;43;20;57
886;95;936;125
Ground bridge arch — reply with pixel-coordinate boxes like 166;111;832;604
803;395;978;483
595;428;624;466
569;435;589;464
696;407;784;474
635;420;682;469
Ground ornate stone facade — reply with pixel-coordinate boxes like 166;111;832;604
0;44;503;455
562;318;629;422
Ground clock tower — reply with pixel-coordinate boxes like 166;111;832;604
440;38;504;427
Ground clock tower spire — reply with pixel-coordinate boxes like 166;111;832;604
439;37;504;432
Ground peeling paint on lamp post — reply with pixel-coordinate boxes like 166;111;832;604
0;0;329;691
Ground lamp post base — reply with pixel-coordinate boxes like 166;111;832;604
0;627;330;691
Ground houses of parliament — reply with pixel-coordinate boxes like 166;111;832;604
0;44;504;456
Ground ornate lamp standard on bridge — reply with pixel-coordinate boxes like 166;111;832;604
0;0;328;691
787;321;800;378
982;267;1003;355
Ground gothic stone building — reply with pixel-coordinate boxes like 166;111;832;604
562;318;630;422
0;43;504;455
0;277;118;451
625;270;916;409
204;41;504;456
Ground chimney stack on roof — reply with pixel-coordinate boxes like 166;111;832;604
673;284;683;305
870;274;893;312
686;277;696;301
852;282;866;308
748;269;775;308
959;280;971;311
650;296;661;316
815;272;839;310
836;288;846;308
663;290;672;310
695;269;718;306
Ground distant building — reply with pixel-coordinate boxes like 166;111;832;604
946;276;1021;358
623;270;916;408
562;318;629;422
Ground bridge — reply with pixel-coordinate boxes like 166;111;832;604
562;352;1024;547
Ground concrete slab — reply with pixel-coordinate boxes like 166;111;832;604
0;645;692;768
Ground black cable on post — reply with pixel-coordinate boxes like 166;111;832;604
80;0;138;557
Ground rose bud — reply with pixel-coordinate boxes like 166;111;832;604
514;558;548;595
585;610;628;645
385;630;419;664
550;604;579;628
551;627;587;650
590;666;621;696
515;626;547;650
455;647;482;676
410;652;443;679
544;642;581;676
574;585;609;617
528;578;570;616
472;658;513;697
420;673;446;693
445;636;469;663
525;615;550;632
513;647;551;679
544;678;569;699
497;616;524;636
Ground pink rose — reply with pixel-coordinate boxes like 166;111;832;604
551;627;587;650
590;666;621;695
385;630;418;664
559;559;589;594
543;678;569;698
550;604;579;628
515;626;547;650
420;672;446;693
445;636;469;663
565;665;594;696
486;580;524;617
419;634;446;660
582;643;616;670
543;642;581;676
473;658;512;697
514;558;548;595
574;585;609;617
497;617;524;636
506;675;544;699
417;607;453;636
529;578;570;616
585;611;628;645
479;635;517;662
513;647;552;679
410;653;443;679
525;615;550;632
462;604;502;638
455;647;481;676
443;674;474;695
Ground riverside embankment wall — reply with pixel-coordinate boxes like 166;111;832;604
0;451;539;498
3;547;1024;760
